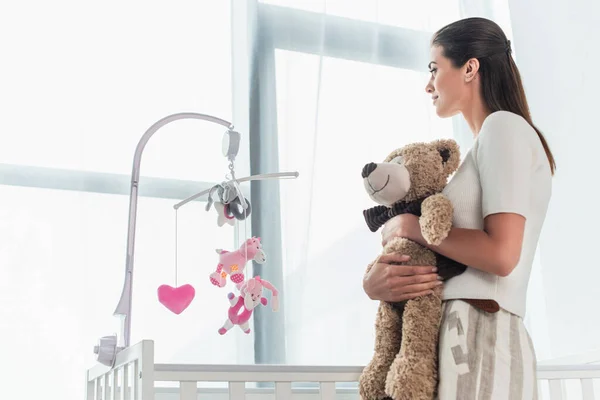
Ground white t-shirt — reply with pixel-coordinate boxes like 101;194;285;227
441;110;552;318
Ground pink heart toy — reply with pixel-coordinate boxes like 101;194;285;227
157;284;195;314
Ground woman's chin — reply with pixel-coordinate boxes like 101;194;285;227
434;104;445;116
435;106;456;119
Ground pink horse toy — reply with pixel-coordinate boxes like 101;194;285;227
209;237;266;288
218;276;279;335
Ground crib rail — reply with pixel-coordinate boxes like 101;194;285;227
86;340;154;400
537;364;600;400
85;340;600;400
154;363;361;400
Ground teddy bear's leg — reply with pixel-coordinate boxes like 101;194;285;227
359;301;403;400
385;285;443;400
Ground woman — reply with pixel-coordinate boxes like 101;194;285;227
362;17;555;399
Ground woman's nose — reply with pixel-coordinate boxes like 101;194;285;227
425;80;434;94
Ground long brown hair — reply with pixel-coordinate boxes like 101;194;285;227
432;17;556;175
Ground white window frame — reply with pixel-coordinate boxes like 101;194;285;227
0;163;223;202
237;0;451;364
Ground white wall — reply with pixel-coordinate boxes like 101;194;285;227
508;0;600;359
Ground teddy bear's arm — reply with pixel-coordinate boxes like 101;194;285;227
420;193;454;246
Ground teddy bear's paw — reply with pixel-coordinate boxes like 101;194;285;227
385;353;438;400
384;376;416;400
359;378;389;400
420;219;449;246
385;375;436;400
421;228;446;247
420;194;453;246
359;358;397;400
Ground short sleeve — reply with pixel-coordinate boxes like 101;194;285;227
476;112;534;219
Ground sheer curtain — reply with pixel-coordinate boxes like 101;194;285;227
0;1;554;397
252;0;552;366
0;1;253;399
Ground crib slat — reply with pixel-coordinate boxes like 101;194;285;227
133;361;140;400
87;377;95;400
549;380;564;400
112;369;118;400
122;364;130;400
582;378;595;399
96;379;102;400
320;382;336;399
229;382;246;399
276;382;292;400
104;374;110;400
179;381;197;400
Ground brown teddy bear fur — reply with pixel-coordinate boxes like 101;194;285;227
359;139;461;400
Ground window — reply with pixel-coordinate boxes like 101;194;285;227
0;1;244;398
260;0;461;31
3;0;552;397
248;0;531;367
249;1;462;366
275;52;453;366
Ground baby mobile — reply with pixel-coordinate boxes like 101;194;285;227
156;126;297;335
90;114;299;367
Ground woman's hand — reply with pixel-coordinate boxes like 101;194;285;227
362;253;442;302
381;214;425;247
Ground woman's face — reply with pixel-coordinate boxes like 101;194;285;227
425;45;470;118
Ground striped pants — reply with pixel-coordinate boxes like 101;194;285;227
437;300;538;400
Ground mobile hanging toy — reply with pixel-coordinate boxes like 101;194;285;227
218;275;279;335
137;114;296;332
156;206;196;315
206;178;252;227
209;236;266;288
94;112;298;366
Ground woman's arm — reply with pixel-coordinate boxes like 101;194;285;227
428;213;525;276
382;212;525;277
362;253;442;302
384;114;537;277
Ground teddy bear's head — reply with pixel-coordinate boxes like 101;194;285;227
362;139;460;206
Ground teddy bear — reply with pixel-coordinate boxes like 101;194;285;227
358;138;468;400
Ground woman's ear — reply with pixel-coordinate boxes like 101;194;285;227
464;58;480;83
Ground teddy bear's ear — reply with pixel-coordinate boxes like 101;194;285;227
383;148;403;163
434;139;461;176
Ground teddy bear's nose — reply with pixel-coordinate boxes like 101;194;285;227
362;162;377;178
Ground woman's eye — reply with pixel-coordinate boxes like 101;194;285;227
430;68;437;76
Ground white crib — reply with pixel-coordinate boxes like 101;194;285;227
85;339;600;400
86;114;600;399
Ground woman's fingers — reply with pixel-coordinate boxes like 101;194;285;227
378;253;410;264
392;277;442;294
367;255;443;303
400;273;441;285
377;254;438;276
391;289;435;302
390;264;438;276
388;276;443;302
